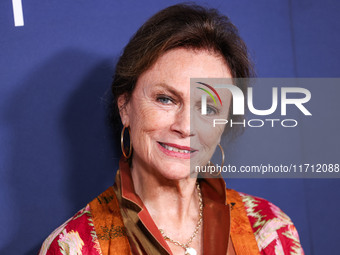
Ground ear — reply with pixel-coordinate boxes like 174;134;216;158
117;94;130;126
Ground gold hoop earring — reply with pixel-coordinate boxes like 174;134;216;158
121;126;132;159
208;144;225;177
218;143;225;167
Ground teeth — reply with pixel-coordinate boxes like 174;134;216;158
162;143;191;153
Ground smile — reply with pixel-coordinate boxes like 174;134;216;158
158;142;197;158
160;143;190;153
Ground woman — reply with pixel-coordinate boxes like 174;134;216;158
39;3;304;255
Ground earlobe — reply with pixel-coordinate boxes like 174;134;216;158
117;94;130;126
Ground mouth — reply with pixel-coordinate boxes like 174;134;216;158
158;142;197;155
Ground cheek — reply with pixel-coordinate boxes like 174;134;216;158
129;102;173;139
192;110;225;147
199;125;224;148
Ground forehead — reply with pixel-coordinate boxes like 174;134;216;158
134;48;232;94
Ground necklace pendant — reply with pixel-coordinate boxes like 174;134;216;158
185;247;197;255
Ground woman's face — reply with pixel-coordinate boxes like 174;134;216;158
119;48;232;180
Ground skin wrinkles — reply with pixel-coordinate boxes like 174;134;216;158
118;48;232;255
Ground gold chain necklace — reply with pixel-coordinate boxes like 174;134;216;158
159;183;203;255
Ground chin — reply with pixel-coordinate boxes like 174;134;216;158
157;163;192;181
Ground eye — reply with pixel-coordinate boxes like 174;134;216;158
156;95;175;105
196;104;219;116
206;105;218;115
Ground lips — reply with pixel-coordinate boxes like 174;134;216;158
157;142;197;159
158;142;196;153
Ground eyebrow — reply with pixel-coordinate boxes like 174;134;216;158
152;83;184;98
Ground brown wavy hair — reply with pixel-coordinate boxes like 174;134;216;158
109;3;254;137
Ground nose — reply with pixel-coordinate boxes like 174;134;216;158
170;105;193;138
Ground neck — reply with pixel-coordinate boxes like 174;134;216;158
130;156;199;226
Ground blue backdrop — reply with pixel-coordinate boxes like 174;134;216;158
1;1;339;254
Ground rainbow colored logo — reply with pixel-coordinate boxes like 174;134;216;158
196;82;222;106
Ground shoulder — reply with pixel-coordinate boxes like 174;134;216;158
38;205;102;255
237;191;304;255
